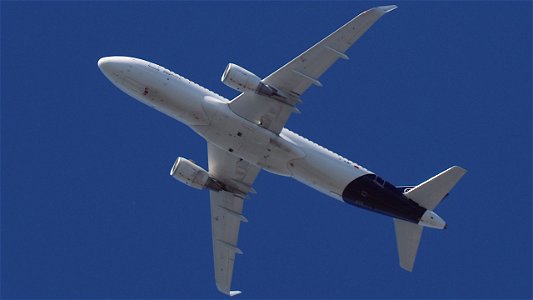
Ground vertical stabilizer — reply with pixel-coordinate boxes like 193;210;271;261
394;219;423;272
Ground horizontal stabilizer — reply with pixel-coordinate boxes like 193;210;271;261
405;166;467;210
394;218;423;272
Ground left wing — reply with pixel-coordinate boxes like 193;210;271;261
207;142;261;296
229;5;397;134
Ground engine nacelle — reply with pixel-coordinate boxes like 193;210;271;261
221;63;275;96
170;156;253;197
170;157;222;191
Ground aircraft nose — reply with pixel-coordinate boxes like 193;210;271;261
97;56;121;75
98;56;137;74
97;57;110;70
98;56;136;93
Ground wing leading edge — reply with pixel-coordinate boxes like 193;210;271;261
208;143;261;296
229;5;397;134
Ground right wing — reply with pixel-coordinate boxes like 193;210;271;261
262;5;398;97
228;5;398;134
208;142;261;296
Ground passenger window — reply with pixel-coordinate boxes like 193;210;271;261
147;63;160;71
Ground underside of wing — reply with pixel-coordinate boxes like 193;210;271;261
228;5;397;134
210;190;245;296
207;143;260;295
263;5;397;96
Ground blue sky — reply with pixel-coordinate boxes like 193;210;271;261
2;1;531;299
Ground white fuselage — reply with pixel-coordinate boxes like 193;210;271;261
100;56;370;201
99;56;446;230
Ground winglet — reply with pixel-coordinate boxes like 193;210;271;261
379;5;398;14
229;291;242;297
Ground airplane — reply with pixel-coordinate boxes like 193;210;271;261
98;5;466;296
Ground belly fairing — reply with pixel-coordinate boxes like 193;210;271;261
192;97;304;176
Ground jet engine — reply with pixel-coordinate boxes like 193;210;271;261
170;157;222;191
221;63;276;96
